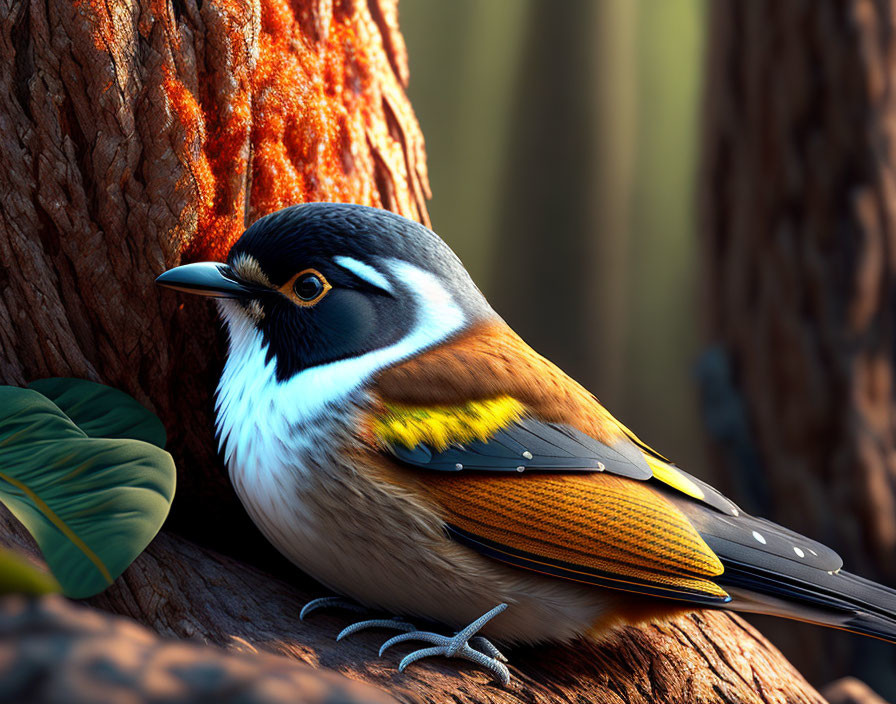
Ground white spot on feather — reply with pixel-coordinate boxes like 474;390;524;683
752;531;767;544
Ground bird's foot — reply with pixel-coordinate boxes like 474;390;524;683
342;602;511;686
301;597;510;685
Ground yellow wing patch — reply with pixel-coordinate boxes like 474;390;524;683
645;455;706;502
372;396;525;451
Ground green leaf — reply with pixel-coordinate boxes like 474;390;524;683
0;385;175;598
0;548;60;595
28;377;167;448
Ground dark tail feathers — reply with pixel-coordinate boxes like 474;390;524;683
721;563;896;643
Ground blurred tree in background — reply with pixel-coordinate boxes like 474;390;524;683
404;0;896;700
701;0;896;697
402;0;707;476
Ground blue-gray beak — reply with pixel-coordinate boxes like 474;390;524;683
155;262;255;299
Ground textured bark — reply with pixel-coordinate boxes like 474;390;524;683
700;0;896;694
0;0;827;701
0;594;400;704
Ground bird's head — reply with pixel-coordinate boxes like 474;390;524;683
157;203;496;389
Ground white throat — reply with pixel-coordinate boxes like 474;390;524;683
215;259;467;472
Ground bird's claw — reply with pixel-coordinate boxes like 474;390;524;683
375;603;510;685
470;635;509;662
337;618;414;641
299;596;369;621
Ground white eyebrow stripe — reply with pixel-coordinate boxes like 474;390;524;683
334;255;394;293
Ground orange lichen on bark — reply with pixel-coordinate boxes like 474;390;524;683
155;0;428;262
163;70;221;254
73;0;117;54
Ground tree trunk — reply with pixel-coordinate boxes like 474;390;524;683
0;0;429;550
700;0;896;696
0;0;827;701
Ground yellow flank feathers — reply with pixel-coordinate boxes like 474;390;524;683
645;455;706;501
373;397;525;451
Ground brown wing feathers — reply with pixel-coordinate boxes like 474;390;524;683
422;472;728;602
370;321;730;603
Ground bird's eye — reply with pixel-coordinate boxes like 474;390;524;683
284;268;331;307
295;273;324;300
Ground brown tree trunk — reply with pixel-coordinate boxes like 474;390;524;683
700;0;896;696
0;0;827;701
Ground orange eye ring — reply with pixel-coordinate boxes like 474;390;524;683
279;268;332;307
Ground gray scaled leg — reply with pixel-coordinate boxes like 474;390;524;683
302;597;511;685
376;603;511;686
337;612;508;669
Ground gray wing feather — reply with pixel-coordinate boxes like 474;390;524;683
389;417;652;480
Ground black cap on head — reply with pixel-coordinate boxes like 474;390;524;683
228;203;487;313
207;203;494;381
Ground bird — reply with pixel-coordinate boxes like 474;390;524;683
157;202;896;685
